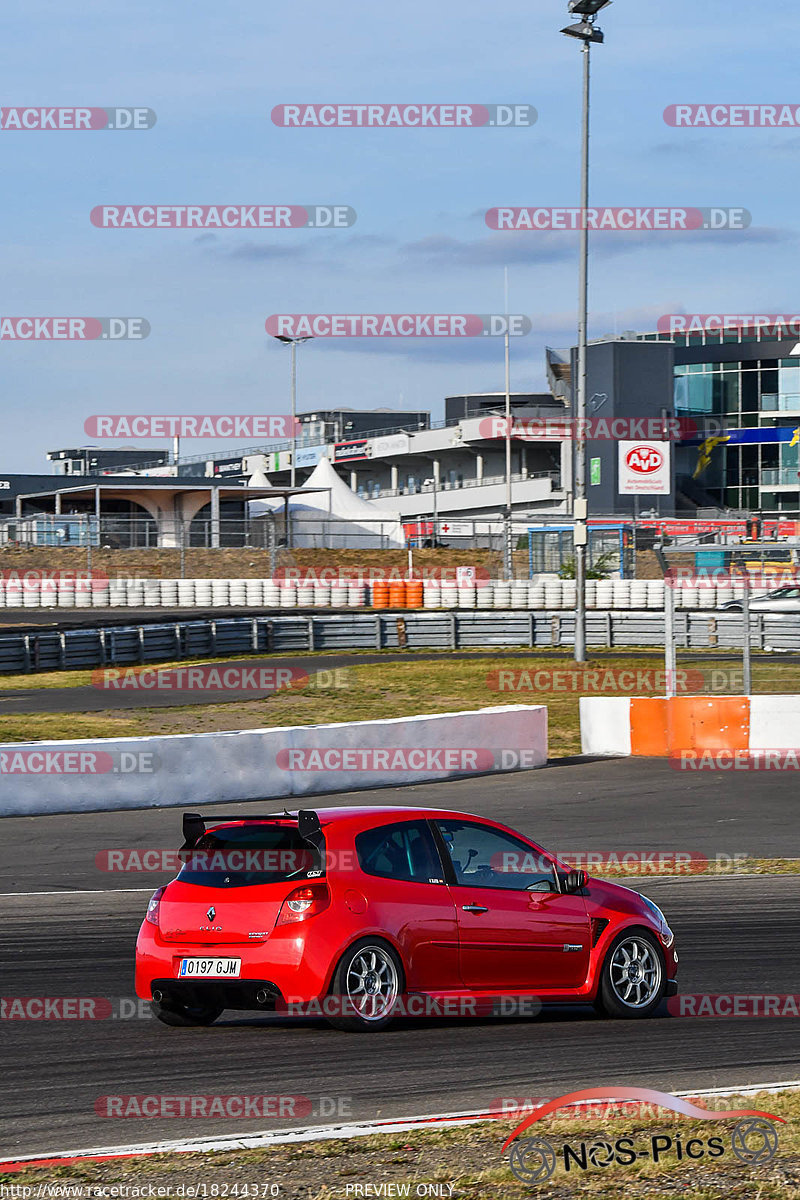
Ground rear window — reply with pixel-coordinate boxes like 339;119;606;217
177;823;323;888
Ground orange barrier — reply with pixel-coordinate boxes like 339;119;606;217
629;696;750;756
371;581;390;610
405;581;424;609
388;582;407;608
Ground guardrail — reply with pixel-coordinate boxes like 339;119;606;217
1;610;797;675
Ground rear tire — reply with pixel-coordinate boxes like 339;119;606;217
151;999;223;1027
595;929;665;1019
326;938;404;1032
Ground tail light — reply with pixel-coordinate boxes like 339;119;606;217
277;883;330;925
145;886;165;926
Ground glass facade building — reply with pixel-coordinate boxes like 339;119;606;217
638;328;800;513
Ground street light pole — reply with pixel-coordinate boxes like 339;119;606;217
561;0;610;664
574;36;590;664
504;266;513;580
272;334;313;489
290;339;297;488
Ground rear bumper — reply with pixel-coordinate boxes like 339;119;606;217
151;977;284;1012
135;919;334;1004
666;978;678;997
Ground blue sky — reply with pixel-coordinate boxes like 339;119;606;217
2;0;798;470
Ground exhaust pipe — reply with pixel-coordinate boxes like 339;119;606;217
152;989;163;1003
255;989;270;1005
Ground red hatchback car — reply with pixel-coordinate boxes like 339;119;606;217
135;806;678;1032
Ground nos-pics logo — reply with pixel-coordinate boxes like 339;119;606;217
503;1087;782;1185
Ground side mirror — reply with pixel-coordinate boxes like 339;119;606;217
562;869;587;894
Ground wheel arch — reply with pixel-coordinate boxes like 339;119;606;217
589;919;665;997
323;930;407;996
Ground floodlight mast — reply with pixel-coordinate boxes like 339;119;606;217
272;334;313;487
559;0;609;664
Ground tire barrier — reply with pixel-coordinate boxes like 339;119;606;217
0;576;770;611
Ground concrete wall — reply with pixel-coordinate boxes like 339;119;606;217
0;705;547;817
580;697;632;756
749;695;800;749
581;694;800;756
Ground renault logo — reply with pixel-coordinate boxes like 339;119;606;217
206;906;216;922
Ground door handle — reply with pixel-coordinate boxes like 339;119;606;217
462;903;489;914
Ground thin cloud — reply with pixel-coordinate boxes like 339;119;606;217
400;224;793;270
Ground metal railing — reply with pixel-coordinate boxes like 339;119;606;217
77;407;566;476
377;470;560;499
90;418;450;475
1;513;533;552
1;610;797;675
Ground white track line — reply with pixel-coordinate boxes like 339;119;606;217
0;889;154;897
3;872;797;901
3;1080;800;1167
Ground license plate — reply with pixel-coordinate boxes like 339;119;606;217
179;957;241;978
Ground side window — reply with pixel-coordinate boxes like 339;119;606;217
435;820;557;892
355;821;444;884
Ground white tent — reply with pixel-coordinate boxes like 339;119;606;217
246;468;271;488
248;456;405;548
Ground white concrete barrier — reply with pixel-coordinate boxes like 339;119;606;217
581;693;800;757
580;697;632;756
749;694;800;749
0;705;548;817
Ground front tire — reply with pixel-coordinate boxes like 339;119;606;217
595;929;665;1019
326;938;404;1032
151;999;223;1027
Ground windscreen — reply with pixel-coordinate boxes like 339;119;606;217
176;822;323;888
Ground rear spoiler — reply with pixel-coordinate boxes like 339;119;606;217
181;809;323;851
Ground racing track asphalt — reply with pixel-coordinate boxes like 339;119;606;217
1;759;799;1159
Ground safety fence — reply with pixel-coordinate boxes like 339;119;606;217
1;610;797;675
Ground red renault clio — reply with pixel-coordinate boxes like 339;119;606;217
135;806;678;1032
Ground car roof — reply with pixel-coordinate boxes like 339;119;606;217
205;805;482;833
